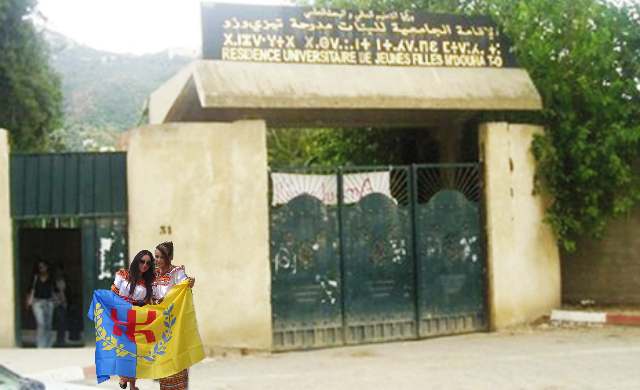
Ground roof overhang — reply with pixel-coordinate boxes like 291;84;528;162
149;60;542;127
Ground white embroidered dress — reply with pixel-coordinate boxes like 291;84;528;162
111;269;149;305
152;265;189;303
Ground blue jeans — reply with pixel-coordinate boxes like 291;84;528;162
32;299;54;348
55;305;68;346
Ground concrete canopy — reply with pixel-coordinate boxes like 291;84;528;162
148;60;542;127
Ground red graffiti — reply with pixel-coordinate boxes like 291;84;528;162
345;177;374;201
110;309;157;343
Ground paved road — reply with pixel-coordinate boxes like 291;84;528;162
184;326;640;390
5;325;640;390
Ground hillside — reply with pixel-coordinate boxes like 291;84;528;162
47;30;196;133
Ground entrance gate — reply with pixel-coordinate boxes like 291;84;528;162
10;152;128;346
270;164;486;351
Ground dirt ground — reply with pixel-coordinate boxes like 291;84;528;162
80;324;640;390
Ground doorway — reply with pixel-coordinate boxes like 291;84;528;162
19;226;83;347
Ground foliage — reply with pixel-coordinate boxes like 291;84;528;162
0;0;64;151
268;128;319;166
296;0;640;252
48;30;193;133
483;0;640;251
48;122;118;152
269;127;462;166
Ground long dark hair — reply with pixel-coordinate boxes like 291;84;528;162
128;250;155;302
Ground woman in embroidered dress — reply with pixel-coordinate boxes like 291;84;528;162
111;250;155;390
152;242;195;390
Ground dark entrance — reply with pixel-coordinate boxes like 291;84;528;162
19;227;82;347
270;164;486;351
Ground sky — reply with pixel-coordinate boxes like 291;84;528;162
37;0;287;55
36;0;640;55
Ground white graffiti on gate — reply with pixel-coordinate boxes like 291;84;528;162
274;245;297;274
316;275;338;305
426;236;478;261
98;238;114;281
390;239;407;263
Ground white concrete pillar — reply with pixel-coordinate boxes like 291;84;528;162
480;122;561;329
0;129;15;347
126;121;272;354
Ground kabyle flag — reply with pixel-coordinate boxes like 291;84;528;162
87;280;205;383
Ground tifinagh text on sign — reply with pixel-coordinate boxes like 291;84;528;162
202;3;515;68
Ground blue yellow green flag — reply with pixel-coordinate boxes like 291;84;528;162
87;280;205;383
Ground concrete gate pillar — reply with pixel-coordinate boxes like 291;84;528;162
480;122;561;329
124;121;272;354
0;129;15;347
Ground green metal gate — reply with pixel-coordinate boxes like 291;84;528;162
270;164;486;351
341;167;417;344
10;153;128;346
415;165;486;336
270;168;343;350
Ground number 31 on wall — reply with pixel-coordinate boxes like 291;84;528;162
159;225;172;235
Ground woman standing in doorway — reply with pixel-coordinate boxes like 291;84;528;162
111;250;155;390
26;260;56;348
152;242;195;390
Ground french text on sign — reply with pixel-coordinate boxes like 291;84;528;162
202;3;515;68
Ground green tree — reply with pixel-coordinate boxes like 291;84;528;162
268;128;319;166
296;0;640;251
48;122;118;152
268;127;444;166
0;0;63;151
478;0;640;251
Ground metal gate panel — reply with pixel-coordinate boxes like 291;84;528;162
81;218;97;344
341;168;417;344
10;152;129;346
10;153;127;218
83;217;128;343
415;165;487;337
270;176;343;351
94;218;128;290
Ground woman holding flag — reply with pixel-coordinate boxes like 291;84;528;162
88;243;204;387
152;241;195;390
111;250;155;390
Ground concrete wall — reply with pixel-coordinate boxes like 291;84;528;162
0;129;15;347
125;121;272;354
480;122;561;329
562;207;640;305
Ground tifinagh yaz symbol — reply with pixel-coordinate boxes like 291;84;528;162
110;309;157;343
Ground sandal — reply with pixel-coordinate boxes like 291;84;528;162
119;381;127;389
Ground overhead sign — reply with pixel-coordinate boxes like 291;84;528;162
201;2;516;68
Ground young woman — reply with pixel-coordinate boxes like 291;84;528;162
111;250;155;390
26;260;56;348
152;241;195;390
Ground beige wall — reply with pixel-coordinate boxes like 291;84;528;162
0;129;15;347
126;121;272;354
562;206;640;305
480;123;561;329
